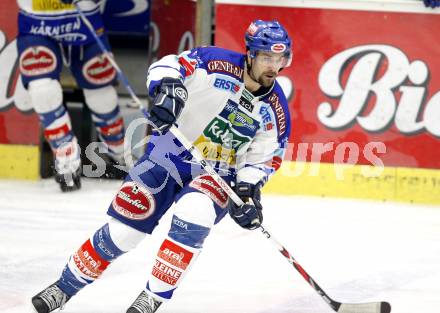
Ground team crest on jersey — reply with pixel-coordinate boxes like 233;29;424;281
112;181;156;220
189;175;229;208
19;46;57;76
83;55;116;85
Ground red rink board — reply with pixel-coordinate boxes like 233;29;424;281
215;3;440;169
0;0;39;145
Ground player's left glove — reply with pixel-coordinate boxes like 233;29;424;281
423;0;440;8
228;182;263;230
148;78;188;133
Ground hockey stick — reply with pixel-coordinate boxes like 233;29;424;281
76;6;391;312
163;127;391;313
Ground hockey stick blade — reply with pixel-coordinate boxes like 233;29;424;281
337;301;391;313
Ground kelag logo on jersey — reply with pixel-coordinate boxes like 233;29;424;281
213;75;240;94
204;118;249;150
193;116;251;164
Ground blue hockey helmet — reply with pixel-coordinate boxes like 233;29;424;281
245;20;292;67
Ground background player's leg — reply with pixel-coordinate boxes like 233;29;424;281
83;86;126;164
70;39;126;166
28;78;82;191
17;35;82;191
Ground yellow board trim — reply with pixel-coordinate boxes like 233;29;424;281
263;161;440;205
32;0;74;11
0;144;40;180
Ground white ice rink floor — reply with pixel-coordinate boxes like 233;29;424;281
1;178;439;313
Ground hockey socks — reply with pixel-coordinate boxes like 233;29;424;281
58;223;123;296
58;220;145;297
145;215;210;301
90;106;125;163
40;105;82;187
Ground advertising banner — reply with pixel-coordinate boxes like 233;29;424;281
0;0;39;146
0;0;40;178
215;2;440;170
215;1;440;204
103;0;151;36
150;0;196;61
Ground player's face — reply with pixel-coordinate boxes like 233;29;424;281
249;51;287;87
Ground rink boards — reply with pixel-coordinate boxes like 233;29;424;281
216;1;440;205
0;144;39;180
1;0;440;204
263;161;440;205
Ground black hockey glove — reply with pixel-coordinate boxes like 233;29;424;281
228;182;263;230
149;78;188;133
423;0;440;8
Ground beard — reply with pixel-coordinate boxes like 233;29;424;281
257;71;277;87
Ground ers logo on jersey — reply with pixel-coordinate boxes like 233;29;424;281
19;46;57;76
83;55;116;85
112;181;156;220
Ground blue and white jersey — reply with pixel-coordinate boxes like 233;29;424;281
146;46;291;186
17;0;105;45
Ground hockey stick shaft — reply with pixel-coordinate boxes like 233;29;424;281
75;6;390;312
170;126;391;313
164;128;344;311
74;3;142;107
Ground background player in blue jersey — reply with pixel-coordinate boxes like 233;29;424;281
17;0;126;191
423;0;440;8
30;19;293;313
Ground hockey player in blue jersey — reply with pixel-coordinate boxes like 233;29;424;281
31;19;293;313
423;0;440;8
17;0;126;191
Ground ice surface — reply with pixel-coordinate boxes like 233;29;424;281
1;178;439;313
